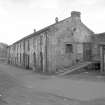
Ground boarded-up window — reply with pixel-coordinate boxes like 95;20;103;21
77;44;83;54
65;44;73;53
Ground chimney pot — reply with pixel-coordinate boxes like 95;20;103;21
34;29;36;33
55;17;59;23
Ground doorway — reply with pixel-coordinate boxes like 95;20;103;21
33;52;36;71
40;52;43;72
83;43;92;61
24;54;29;69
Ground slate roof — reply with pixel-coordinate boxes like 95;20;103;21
92;33;105;45
11;17;71;46
11;12;94;46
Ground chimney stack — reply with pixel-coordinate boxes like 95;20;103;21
55;17;59;23
71;11;81;18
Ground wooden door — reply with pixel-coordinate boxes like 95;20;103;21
33;52;36;68
83;43;92;61
27;55;29;69
40;52;43;72
24;54;29;69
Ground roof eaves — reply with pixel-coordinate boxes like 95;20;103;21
81;22;94;34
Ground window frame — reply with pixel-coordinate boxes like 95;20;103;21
65;44;73;54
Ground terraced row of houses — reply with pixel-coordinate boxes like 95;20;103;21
7;11;105;73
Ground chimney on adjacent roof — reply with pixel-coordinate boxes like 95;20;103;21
34;29;36;33
55;17;59;23
71;11;81;19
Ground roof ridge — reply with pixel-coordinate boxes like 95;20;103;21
11;17;71;45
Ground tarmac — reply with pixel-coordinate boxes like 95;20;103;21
0;63;105;105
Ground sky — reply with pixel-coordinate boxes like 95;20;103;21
0;0;105;45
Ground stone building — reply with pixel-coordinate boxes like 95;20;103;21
92;33;105;72
0;43;8;63
0;43;8;58
7;11;94;73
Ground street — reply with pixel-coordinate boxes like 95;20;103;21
0;63;105;105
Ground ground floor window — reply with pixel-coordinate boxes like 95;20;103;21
65;44;73;53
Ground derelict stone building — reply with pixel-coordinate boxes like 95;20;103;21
7;11;94;73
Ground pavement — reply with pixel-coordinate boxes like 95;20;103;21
0;63;105;105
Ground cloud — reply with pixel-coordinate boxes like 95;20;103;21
4;0;31;4
0;0;105;44
58;0;105;9
29;0;58;9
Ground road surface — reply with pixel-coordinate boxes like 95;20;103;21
0;63;105;105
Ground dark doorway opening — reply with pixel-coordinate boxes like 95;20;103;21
24;54;29;69
40;52;43;72
33;52;36;71
93;62;100;71
83;43;92;61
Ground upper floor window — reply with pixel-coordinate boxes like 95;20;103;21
71;27;77;36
